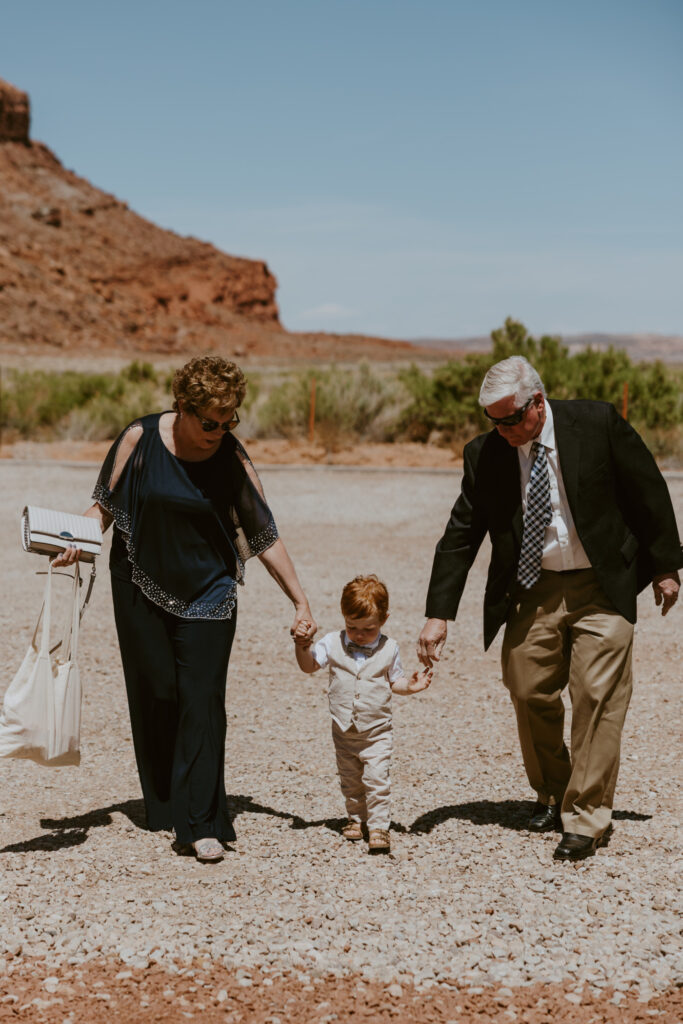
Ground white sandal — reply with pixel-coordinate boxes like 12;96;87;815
192;837;225;862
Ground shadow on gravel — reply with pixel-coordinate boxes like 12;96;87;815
408;801;652;835
1;797;652;854
0;798;147;854
612;809;652;821
227;793;348;834
409;799;534;834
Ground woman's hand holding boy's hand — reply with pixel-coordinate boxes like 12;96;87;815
293;620;320;673
293;619;314;647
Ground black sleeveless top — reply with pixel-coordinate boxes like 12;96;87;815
93;413;278;619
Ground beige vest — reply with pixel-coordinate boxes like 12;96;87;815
327;631;397;732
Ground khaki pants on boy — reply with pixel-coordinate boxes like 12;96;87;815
502;568;634;838
332;720;392;831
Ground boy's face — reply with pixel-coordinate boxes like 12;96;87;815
344;612;386;646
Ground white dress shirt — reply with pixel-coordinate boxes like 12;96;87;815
518;403;591;571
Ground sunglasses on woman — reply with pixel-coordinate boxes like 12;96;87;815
192;409;240;433
484;396;534;427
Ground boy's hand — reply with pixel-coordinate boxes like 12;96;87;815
293;620;313;647
406;668;433;693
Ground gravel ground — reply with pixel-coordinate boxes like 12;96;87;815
0;460;681;1022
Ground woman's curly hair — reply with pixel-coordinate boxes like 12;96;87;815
172;356;247;413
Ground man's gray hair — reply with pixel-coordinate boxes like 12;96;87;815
478;356;545;408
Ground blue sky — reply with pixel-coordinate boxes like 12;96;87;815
3;0;682;339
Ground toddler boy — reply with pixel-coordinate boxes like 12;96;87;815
293;575;431;853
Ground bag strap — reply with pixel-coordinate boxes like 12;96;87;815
70;563;81;663
33;560;53;656
57;563;81;664
79;562;97;620
34;562;96;656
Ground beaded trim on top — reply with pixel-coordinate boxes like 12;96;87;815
130;559;237;620
242;522;279;557
93;483;239;620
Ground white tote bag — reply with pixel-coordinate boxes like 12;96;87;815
0;562;82;767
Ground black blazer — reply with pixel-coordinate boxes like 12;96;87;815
425;399;683;650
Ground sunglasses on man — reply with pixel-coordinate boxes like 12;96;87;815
192;409;240;433
484;396;534;427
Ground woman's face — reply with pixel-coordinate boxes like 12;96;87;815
179;400;240;449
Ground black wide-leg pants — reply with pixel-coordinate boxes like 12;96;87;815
111;577;237;844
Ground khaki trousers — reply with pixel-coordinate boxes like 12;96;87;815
332;720;392;830
502;569;634;838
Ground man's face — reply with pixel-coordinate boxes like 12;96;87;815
484;392;546;447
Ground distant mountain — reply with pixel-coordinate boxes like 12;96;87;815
412;333;683;364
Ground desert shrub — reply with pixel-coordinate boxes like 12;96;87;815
397;355;492;441
253;364;402;446
240;370;260;412
625;361;682;431
0;328;680;462
1;369;124;436
58;379;164;440
0;364;171;441
122;360;157;383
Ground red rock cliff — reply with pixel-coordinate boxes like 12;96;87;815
0;80;417;361
0;79;30;143
0;80;281;354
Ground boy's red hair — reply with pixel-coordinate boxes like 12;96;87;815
341;575;389;620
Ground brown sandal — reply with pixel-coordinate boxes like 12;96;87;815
341;820;364;841
368;829;391;854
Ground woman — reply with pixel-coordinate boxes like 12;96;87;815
53;356;316;862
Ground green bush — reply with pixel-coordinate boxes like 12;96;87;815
397;355;492;441
122;360;157;383
0;364;170;441
0;326;680;463
398;318;682;444
59;380;164;440
1;370;122;436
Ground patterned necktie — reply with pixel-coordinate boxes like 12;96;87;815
517;440;552;589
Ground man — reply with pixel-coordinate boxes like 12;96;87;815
418;355;681;861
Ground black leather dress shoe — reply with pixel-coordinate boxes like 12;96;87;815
528;802;562;833
553;831;606;861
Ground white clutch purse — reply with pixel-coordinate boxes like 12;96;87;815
22;505;103;563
